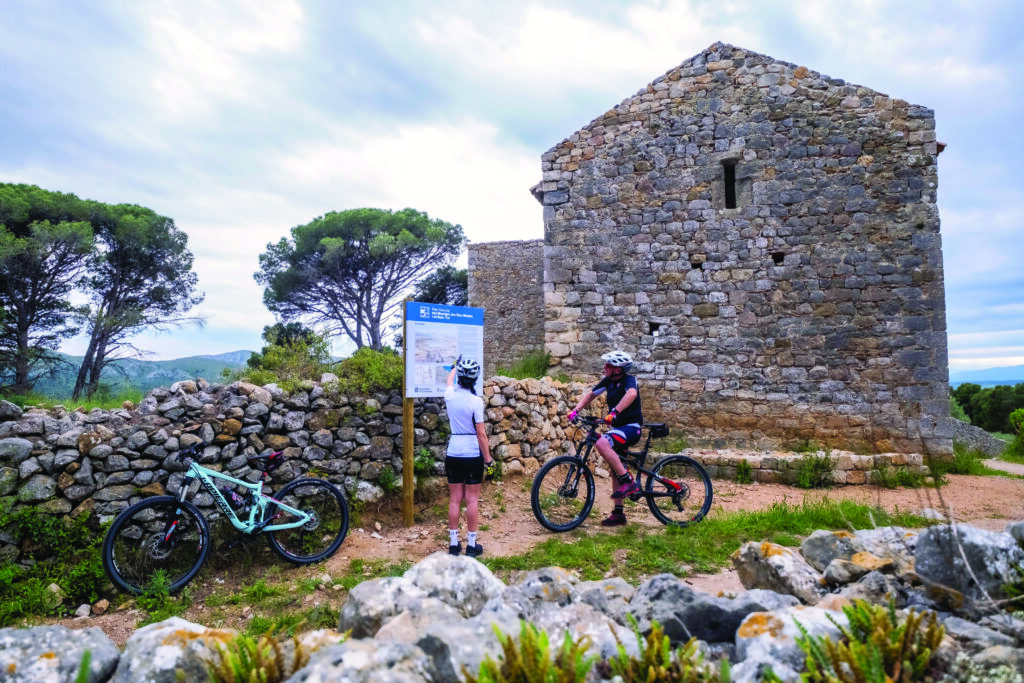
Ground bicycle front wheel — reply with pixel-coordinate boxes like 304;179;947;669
102;496;210;594
530;455;595;532
265;478;349;564
645;455;714;527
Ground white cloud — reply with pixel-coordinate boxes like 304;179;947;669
143;0;304;118
274;118;543;244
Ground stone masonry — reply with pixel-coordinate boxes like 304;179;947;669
473;42;951;455
468;239;545;376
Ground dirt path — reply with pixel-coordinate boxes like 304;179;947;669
56;469;1024;647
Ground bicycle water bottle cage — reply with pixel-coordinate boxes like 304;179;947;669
248;451;284;473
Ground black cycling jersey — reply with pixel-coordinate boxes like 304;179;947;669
592;373;642;427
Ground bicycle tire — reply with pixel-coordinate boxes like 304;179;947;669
265;478;350;564
531;455;595;532
644;455;714;527
102;495;210;594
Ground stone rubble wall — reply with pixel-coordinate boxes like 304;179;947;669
471;42;951;456
0;374;941;565
468;239;546;377
950;419;1008;458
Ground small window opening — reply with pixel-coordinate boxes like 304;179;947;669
648;322;662;337
723;160;737;209
771;252;785;265
690;261;702;269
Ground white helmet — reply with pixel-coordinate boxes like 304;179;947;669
456;358;481;380
601;350;633;372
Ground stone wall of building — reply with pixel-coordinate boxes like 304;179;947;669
468;239;545;376
531;42;950;455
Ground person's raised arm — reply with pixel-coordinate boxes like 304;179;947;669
567;390;597;421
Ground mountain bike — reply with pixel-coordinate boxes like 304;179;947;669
530;416;713;532
101;438;350;594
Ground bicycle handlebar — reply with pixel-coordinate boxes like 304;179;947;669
177;440;207;462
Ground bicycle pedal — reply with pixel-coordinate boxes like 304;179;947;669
628;491;643;502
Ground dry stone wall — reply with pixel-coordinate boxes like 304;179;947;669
468;239;545;376
528;42;950;455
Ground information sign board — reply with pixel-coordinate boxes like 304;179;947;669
404;302;484;398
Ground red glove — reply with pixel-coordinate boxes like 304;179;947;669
604;409;618;425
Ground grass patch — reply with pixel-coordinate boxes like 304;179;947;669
736;459;753;484
483;499;933;584
870;465;926;489
335;558;412;591
495;351;551;380
931;443;1012;479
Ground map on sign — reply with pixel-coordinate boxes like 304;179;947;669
404;302;484;398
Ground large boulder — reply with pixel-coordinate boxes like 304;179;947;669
732;541;829;605
110;617;235;683
915;523;1024;604
0;624;119;683
403;552;505;618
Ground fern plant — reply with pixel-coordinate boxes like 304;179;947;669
465;621;595;683
208;625;344;683
793;599;944;682
604;616;729;682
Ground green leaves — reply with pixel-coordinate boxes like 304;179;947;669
256;207;465;350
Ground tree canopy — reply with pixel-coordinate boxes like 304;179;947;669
256;208;465;350
0;183;203;398
0;184;94;392
413;265;468;306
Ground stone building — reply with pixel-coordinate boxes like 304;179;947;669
470;42;950;455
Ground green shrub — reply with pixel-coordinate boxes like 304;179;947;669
870;465;925;489
414;448;435;476
794;453;834;489
378;468;399;495
790;600;944;683
736;459;753;485
334;347;404;394
603;616;729;682
465;621;595;683
950;394;970;423
496;351;551;380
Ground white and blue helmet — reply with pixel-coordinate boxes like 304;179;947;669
601;350;633;372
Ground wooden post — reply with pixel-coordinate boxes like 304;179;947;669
402;299;415;526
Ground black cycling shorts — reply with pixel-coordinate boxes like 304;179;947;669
445;455;484;485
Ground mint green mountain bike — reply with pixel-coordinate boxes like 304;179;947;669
102;438;349;594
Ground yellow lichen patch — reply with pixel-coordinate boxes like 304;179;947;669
163;628;237;649
760;541;790;558
40;652;56;659
7;663;15;674
850;552;895;572
833;530;855;539
816;594;853;612
737;613;784;639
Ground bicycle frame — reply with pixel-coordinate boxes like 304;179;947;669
572;420;681;500
178;460;312;534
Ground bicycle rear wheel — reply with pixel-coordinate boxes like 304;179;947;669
530;455;595;532
265;478;349;564
645;455;714;527
102;496;210;594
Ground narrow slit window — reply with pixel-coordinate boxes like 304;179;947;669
772;252;785;265
648;321;662;337
723;160;737;209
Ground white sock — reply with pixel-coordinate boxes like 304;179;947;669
467;531;478;547
449;529;459;545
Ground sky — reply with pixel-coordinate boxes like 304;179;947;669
0;0;1022;374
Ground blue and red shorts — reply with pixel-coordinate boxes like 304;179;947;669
603;424;641;452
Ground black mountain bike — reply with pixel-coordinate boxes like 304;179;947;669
102;439;349;594
530;416;714;532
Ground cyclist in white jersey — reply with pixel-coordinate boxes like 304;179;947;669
443;357;493;557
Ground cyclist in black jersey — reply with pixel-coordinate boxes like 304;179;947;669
566;350;642;527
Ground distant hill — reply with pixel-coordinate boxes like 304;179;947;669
32;351;254;397
949;364;1024;388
